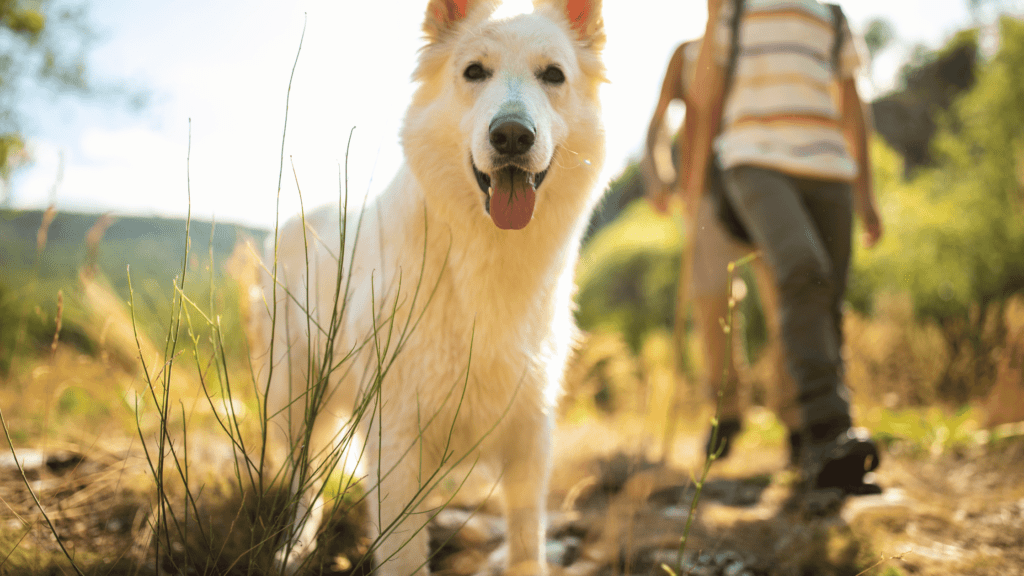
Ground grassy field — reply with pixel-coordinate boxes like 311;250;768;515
2;205;1024;576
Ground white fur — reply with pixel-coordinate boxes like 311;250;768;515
259;1;605;574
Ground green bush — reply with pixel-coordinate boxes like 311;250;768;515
850;17;1024;321
575;200;684;351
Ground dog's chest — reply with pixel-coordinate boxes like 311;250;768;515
378;278;555;427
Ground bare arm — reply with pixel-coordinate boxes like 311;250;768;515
838;76;882;247
643;42;687;213
680;0;727;218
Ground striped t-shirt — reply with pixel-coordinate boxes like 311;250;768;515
711;0;865;182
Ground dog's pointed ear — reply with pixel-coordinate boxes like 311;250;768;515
535;0;604;47
423;0;492;42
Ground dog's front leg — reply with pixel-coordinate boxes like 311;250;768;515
500;418;552;576
367;429;433;576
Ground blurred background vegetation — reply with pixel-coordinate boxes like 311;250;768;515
574;15;1024;418
2;11;1024;428
2;4;1024;575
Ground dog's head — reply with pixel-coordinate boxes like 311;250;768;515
403;0;606;232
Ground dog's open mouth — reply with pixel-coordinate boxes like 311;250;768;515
473;162;549;230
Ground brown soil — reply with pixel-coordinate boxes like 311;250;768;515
2;426;1023;576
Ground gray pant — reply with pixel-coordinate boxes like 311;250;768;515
722;165;853;436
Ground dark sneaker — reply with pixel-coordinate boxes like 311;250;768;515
705;418;742;460
800;427;881;492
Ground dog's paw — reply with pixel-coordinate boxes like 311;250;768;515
272;538;317;576
272;551;303;576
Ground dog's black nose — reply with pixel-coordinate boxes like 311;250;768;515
489;119;535;156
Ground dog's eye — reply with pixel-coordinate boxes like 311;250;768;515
463;63;489;82
539;66;565;85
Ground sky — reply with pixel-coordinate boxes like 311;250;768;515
7;0;986;229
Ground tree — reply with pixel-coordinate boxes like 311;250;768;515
863;17;896;64
853;16;1024;321
967;0;1024;23
0;0;95;205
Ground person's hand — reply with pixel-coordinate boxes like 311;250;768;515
859;203;883;248
641;154;674;215
647;185;672;214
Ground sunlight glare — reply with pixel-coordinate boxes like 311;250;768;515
492;0;534;19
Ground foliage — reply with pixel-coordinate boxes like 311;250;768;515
0;0;144;203
967;0;1024;22
850;17;1024;321
575;200;683;351
865;404;985;458
575;200;775;363
1;0;45;37
844;293;950;407
0;131;24;179
574;18;1024;405
0;0;87;107
863;17;896;62
0;208;265;375
0;0;45;181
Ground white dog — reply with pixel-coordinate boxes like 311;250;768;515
260;1;605;574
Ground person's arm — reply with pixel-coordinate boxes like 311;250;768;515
643;42;686;213
838;76;883;248
680;0;727;218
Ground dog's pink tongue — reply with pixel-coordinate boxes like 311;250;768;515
490;170;536;230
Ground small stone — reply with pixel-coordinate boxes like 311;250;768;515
723;560;746;576
331;555;352;572
547;540;569;566
45;450;84;474
431;508;504;548
547;536;582;566
0;449;44;473
640;548;683;574
714;550;741;566
445;549;488;575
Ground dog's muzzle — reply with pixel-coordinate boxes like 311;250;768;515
472;162;549;231
472;106;550;231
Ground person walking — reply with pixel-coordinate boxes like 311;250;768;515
680;0;884;492
643;39;801;464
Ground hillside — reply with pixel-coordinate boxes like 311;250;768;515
0;208;268;370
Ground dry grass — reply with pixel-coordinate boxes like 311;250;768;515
4;295;1024;575
4;216;1024;576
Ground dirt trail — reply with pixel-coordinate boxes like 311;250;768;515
422;424;1024;576
2;427;1023;575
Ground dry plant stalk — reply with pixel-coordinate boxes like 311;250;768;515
0;292;85;576
50;290;63;357
84;213;116;277
664;251;758;576
36;203;57;256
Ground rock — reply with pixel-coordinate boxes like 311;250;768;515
441;549;488;575
548;509;587;539
0;449;84;476
45;450;85;473
547;536;582;567
0;449;45;474
713;550;742;567
723;560;747;576
632;547;684;574
430;508;505;549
